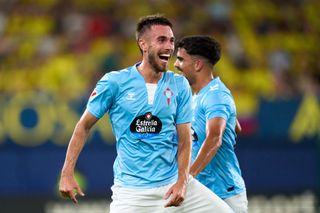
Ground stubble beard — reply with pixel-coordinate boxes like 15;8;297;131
181;71;194;86
188;78;194;86
148;53;167;74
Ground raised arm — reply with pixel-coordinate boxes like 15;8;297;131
190;117;226;177
59;110;99;203
164;122;192;207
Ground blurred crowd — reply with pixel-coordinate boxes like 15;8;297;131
0;0;319;118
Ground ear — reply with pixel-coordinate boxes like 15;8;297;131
138;38;147;53
194;59;203;72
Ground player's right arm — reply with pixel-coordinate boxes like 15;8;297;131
59;110;99;203
190;117;226;177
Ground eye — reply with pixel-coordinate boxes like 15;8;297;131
158;37;166;43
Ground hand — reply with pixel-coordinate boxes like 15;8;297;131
59;174;85;203
163;180;187;207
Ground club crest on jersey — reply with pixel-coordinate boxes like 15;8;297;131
130;112;162;139
164;88;173;105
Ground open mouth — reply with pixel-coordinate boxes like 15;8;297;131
159;54;170;62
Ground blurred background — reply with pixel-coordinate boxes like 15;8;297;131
0;0;319;212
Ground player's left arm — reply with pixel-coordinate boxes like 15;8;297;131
164;122;191;207
190;117;226;177
235;119;242;134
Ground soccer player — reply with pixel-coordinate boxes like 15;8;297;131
174;35;248;213
59;15;233;213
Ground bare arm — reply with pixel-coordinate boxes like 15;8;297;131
164;123;191;207
235;119;242;134
190;117;226;177
176;122;191;187
59;110;99;203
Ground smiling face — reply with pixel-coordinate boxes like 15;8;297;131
138;25;175;73
174;47;197;85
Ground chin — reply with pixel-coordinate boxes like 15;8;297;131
157;64;168;73
156;69;167;73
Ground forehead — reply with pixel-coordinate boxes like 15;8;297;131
144;25;174;39
177;48;192;59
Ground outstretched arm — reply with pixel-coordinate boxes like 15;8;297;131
164;123;191;207
190;117;226;177
59;110;98;203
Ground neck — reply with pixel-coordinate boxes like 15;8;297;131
137;61;163;83
192;71;214;94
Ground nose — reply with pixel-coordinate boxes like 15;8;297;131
165;40;174;52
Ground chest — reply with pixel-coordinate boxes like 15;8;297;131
113;83;178;118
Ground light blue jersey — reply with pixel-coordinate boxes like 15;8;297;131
87;63;192;188
191;77;246;199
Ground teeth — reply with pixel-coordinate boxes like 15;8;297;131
160;54;170;57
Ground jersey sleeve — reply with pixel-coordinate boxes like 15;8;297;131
203;91;231;122
176;76;193;124
86;73;118;119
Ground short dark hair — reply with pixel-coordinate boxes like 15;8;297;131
136;14;173;41
176;35;221;66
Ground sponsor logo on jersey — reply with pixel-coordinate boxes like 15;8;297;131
130;112;162;139
191;126;198;141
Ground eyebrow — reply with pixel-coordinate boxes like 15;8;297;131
157;35;175;40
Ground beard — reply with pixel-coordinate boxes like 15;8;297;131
148;51;167;73
187;77;194;86
179;70;194;86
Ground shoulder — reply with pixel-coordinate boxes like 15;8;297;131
95;69;129;93
217;78;232;94
103;68;130;80
208;78;231;96
204;80;235;107
165;71;189;86
99;67;133;86
200;82;224;105
171;71;186;81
